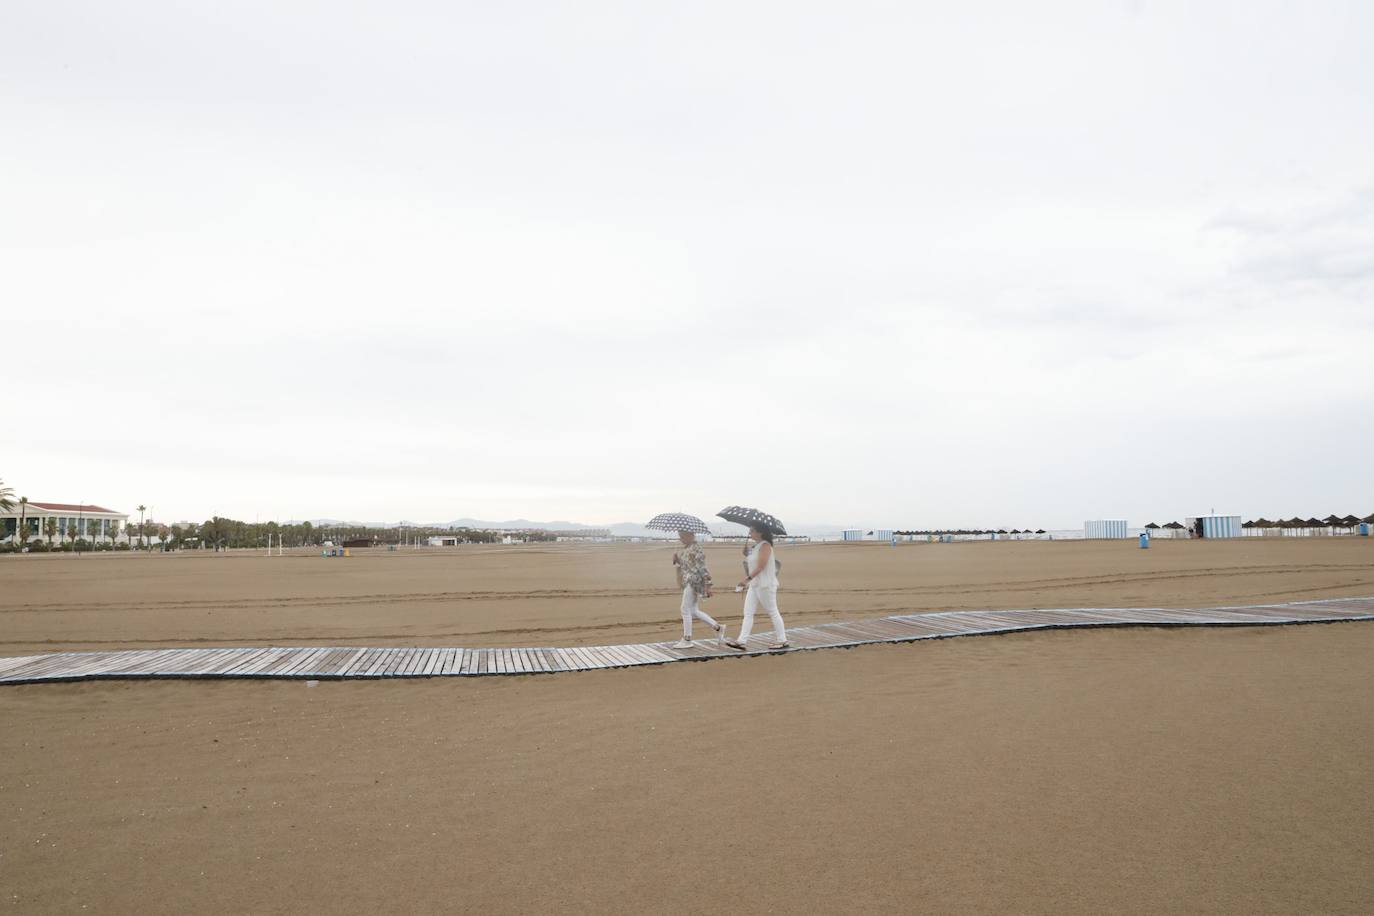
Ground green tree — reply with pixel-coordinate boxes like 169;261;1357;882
17;496;29;550
108;520;121;549
44;517;57;548
136;504;147;550
0;479;14;513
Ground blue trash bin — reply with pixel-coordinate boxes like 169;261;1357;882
1361;522;1370;537
1139;533;1150;549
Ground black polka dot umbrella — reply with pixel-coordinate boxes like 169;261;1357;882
715;506;787;536
645;512;711;534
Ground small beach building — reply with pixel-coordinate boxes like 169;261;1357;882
1196;515;1242;539
1;501;129;545
1084;519;1129;539
842;529;864;542
427;535;462;546
869;529;894;542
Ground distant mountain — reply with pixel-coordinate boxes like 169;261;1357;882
290;516;643;533
443;518;601;531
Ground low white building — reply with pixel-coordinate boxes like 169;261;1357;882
842;529;864;541
1;501;129;544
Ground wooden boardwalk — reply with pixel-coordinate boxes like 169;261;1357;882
2;596;1372;686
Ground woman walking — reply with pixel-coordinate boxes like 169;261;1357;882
671;529;727;649
725;524;788;650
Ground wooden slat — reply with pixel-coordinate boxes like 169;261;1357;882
381;648;407;676
0;655;43;676
597;645;636;667
40;651;122;679
290;647;336;676
14;653;96;681
581;648;610;668
386;647;411;675
146;649;207;675
183;648;239;675
236;648;290;676
291;648;331;674
330;648;370;676
273;648;321;676
401;647;424;674
558;646;589;670
210;647;271;676
432;648;450;675
118;650;178;675
414;649;438;676
384;648;413;676
259;649;309;676
405;648;430;676
307;648;344;676
7;653;84;680
422;649;443;676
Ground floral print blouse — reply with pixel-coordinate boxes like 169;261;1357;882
674;542;713;597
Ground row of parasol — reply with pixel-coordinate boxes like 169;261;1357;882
1144;515;1374;530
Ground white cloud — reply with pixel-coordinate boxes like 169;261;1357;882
4;0;1372;528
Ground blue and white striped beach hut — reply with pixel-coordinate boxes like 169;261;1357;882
1084;519;1129;539
1198;515;1242;538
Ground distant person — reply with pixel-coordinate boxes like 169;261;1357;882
725;525;789;650
671;530;726;649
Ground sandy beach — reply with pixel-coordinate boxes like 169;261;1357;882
3;537;1373;656
3;539;1372;913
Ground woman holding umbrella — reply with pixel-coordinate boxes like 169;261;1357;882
646;513;727;649
717;507;789;651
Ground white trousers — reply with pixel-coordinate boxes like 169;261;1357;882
681;585;720;638
739;585;786;643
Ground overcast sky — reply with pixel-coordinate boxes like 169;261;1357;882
4;1;1372;529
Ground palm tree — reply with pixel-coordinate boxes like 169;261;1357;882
17;496;29;550
108;520;121;550
44;517;57;549
0;479;14;513
137;504;147;550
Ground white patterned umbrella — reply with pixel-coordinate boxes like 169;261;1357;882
645;512;711;534
715;506;787;536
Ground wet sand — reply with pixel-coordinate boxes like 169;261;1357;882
2;539;1372;913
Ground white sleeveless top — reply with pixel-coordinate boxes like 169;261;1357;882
746;541;779;589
